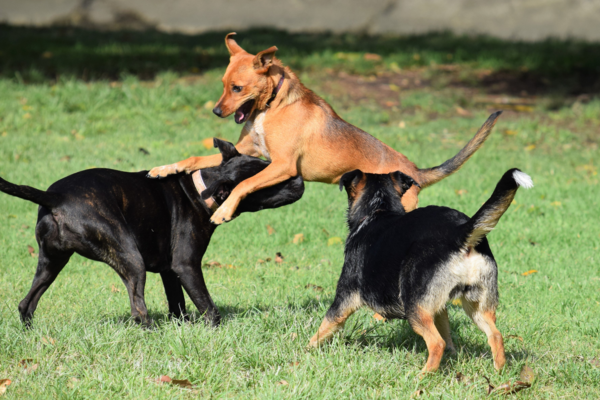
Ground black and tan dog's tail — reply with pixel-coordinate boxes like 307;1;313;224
0;176;63;209
417;111;502;189
461;168;533;250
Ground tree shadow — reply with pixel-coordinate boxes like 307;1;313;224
1;24;599;96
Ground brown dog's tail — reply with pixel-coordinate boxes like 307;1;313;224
461;168;533;250
0;176;63;209
417;111;502;189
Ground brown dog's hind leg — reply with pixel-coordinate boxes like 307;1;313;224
409;307;446;373
434;308;456;354
462;300;506;370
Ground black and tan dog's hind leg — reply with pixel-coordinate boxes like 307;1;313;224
408;307;448;373
434;308;456;355
309;293;362;348
462;301;505;370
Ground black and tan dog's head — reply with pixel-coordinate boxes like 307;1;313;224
200;138;304;216
339;169;419;228
212;33;281;124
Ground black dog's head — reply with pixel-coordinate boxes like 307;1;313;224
199;138;304;216
339;169;418;229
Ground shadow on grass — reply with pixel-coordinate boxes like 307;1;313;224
2;24;600;96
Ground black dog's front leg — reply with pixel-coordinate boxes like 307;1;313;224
172;263;221;326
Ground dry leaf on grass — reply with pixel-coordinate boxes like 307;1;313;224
203;100;215;110
522;270;538;276
363;53;382;61
0;380;11;396
519;364;535;383
524;144;536;152
275;252;284;263
111;284;121;293
290;332;298;340
276;380;289;386
288;361;300;367
203;261;222;268
327;237;343;246
305;283;323;292
411;389;423;398
293;233;304;244
373;313;386;322
41;336;56;345
454;372;472;384
27;245;37;258
455;189;468;196
267;225;276;235
506;334;524;342
202;137;214;149
590;357;600;368
18;359;38;374
156;375;193;389
484;375;531;395
456;106;472;117
503;129;518;136
60;155;71;162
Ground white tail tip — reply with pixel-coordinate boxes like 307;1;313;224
513;170;534;189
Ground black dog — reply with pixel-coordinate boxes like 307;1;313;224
0;139;303;327
309;168;533;373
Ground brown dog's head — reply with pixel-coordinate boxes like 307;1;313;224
212;33;280;124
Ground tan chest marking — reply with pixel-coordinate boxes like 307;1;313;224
245;112;271;161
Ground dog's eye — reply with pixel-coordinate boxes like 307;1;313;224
232;85;242;93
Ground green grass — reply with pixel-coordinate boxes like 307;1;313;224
1;28;599;398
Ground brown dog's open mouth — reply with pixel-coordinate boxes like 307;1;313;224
234;99;255;124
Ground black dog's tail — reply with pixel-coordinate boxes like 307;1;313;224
461;168;533;250
418;111;502;189
0;176;63;209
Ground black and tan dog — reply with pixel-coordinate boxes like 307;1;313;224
0;139;303;327
309;168;533;373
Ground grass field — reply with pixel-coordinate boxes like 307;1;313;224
0;26;599;398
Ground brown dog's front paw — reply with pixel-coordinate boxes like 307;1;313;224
147;164;178;179
210;204;234;225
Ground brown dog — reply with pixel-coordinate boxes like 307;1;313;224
148;33;501;224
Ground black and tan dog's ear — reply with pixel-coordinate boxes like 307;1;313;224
253;46;278;73
202;179;234;203
391;171;419;194
339;169;364;192
225;32;245;56
213;138;240;163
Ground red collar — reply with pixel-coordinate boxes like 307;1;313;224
266;74;285;108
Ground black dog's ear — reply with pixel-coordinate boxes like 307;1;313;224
339;169;364;192
213;138;240;163
202;179;234;203
391;171;419;194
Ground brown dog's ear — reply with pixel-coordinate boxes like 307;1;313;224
225;32;244;56
253;46;278;73
213;138;240;163
339;169;364;192
391;171;419;194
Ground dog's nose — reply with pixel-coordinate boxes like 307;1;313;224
212;106;223;117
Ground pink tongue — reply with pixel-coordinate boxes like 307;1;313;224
235;110;245;123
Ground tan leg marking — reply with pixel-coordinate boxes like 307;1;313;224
308;315;349;348
409;307;446;373
462;301;506;371
400;184;419;212
434;308;456;354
